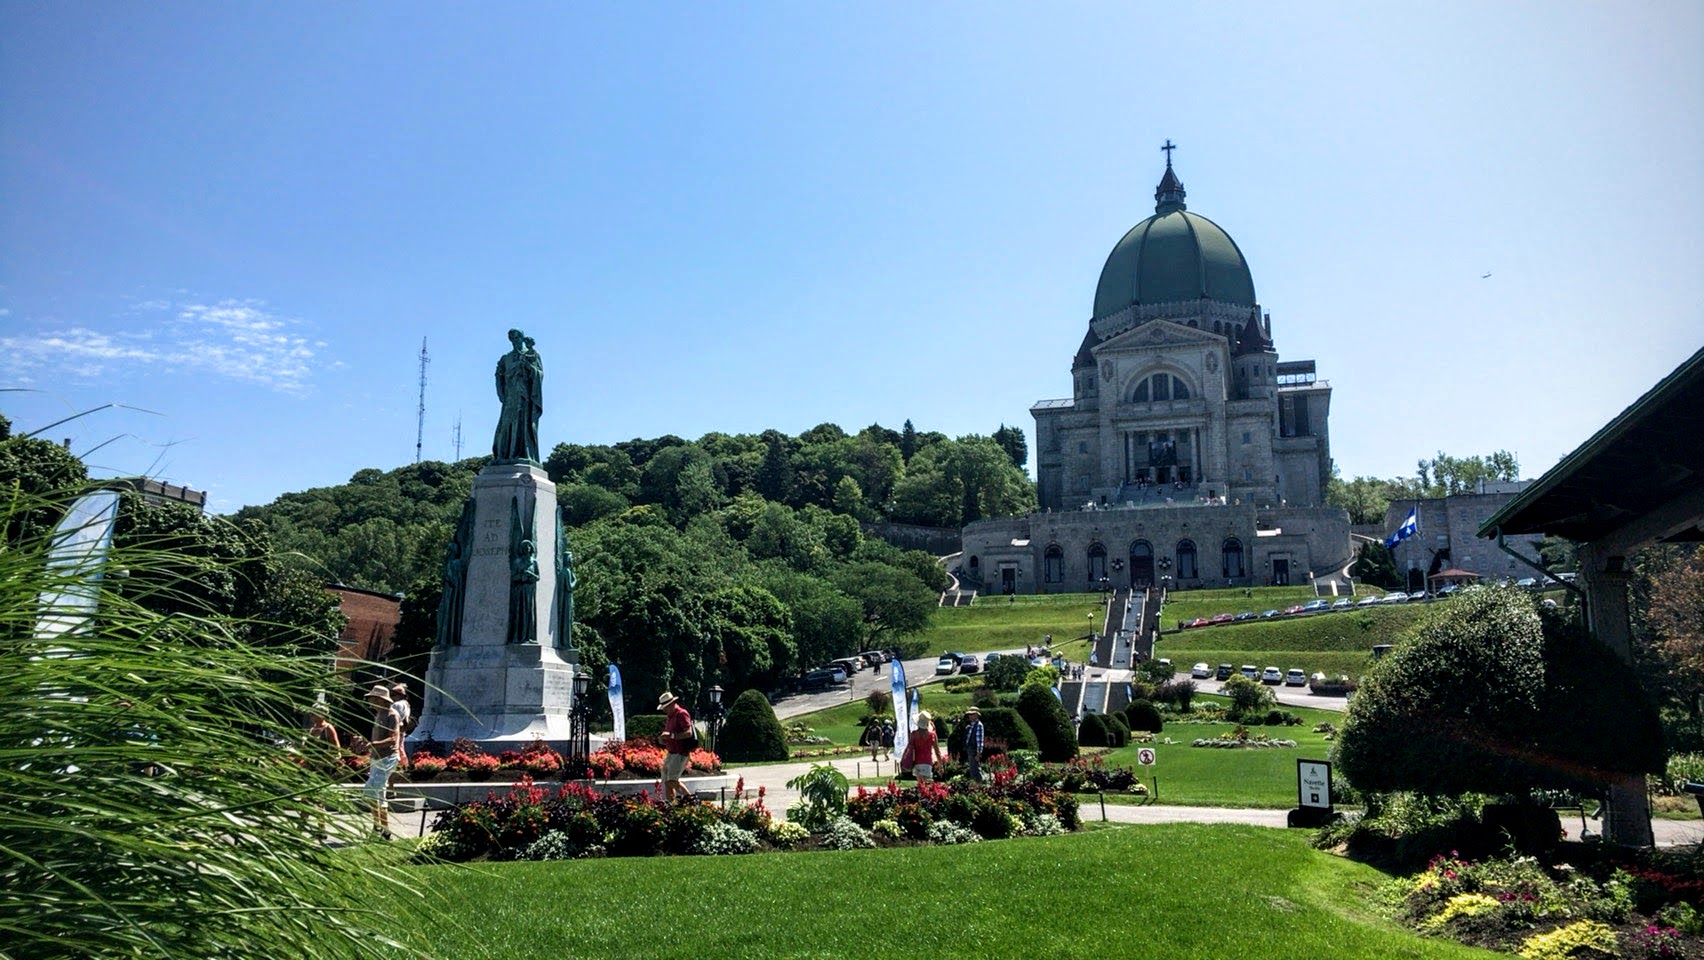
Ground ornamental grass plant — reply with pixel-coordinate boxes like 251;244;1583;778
0;486;417;960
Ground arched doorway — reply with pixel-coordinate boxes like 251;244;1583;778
1129;540;1154;587
1176;539;1198;580
1087;543;1107;583
1222;538;1245;580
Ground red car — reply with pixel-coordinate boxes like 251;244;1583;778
1283;604;1306;616
1209;613;1234;625
1182;617;1210;629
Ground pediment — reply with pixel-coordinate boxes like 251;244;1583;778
1092;319;1223;356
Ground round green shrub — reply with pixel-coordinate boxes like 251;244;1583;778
1016;683;1077;762
717;689;789;762
1077;712;1111;747
1106;714;1131;747
950;706;1038;759
624;713;665;742
1124;699;1163;733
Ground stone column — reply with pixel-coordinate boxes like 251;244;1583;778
413;462;580;750
1580;543;1653;847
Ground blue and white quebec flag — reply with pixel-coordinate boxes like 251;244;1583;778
1384;508;1419;549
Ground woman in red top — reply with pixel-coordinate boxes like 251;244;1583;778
907;711;945;784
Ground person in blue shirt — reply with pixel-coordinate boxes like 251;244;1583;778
962;706;985;781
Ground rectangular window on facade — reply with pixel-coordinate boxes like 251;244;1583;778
1044;555;1062;583
1242;431;1251;445
1178;551;1198;580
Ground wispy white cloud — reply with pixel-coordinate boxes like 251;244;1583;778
0;299;324;393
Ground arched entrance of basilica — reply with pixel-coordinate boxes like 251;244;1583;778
1129;540;1154;587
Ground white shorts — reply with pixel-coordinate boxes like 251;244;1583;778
911;763;934;780
363;753;399;799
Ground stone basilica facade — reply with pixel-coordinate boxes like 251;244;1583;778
962;156;1353;594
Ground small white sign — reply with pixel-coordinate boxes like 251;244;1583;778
1297;759;1332;809
1136;747;1157;767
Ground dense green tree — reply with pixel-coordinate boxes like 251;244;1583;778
1351;540;1401;591
1327;474;1392;526
1076;711;1111;747
558;482;629;527
748;564;865;669
0;427;92;542
717;688;789;762
991;424;1028;471
900;419;918;463
983;653;1033;691
700;583;795;691
832;561;937;644
755;429;793;504
1336;586;1662;796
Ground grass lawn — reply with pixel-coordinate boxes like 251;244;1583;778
1096;697;1343;808
1154;587;1432;680
918;592;1108;658
382;825;1495;959
785;686;978;746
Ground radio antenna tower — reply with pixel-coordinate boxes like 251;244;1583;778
452;414;464;461
414;337;431;462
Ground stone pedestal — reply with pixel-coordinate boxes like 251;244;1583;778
412;463;582;749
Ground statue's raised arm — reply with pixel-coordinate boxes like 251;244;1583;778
492;328;544;464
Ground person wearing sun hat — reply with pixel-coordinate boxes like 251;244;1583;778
657;691;695;803
962;706;985;781
363;684;401;839
906;711;945;785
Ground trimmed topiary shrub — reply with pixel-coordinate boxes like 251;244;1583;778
1077;712;1111;747
949;706;1037;760
1016;683;1078;762
1124;699;1163;733
717;689;789;762
1106;714;1131;747
624;713;665;742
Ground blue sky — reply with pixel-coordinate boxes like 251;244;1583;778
3;3;1700;513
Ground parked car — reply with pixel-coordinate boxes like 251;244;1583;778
1156;658;1173;674
1215;663;1234;681
1383;592;1409;604
1233;611;1257;622
1240;664;1259;680
1409;591;1429;601
799;669;842;692
1331;598;1354;610
1261;609;1281;618
1209;612;1234;625
1285;669;1307;686
1283;604;1307;616
1356;595;1381;606
1191;662;1212;679
1515;577;1539;589
1261;666;1283;684
1183;617;1210;629
1302;599;1330;613
935;656;957;676
959;654;981;675
831;657;862;676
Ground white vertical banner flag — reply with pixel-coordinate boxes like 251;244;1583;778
37;490;121;640
890;660;909;749
607;664;627;742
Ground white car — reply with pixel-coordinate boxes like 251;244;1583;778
1356;595;1381;606
1285;669;1307;686
935;656;957;676
1261;666;1283;684
1191;662;1212;679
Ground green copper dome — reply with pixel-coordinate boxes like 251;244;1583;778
1092;164;1256;318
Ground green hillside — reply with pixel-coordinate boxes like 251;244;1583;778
918;592;1108;656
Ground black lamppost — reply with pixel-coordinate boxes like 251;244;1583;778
705;684;727;755
568;671;592;778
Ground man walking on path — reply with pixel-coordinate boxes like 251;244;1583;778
658;691;695;803
962;706;985;781
363;684;402;840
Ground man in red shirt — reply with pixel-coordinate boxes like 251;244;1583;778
657;691;695;803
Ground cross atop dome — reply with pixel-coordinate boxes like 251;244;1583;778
1154;139;1186;213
